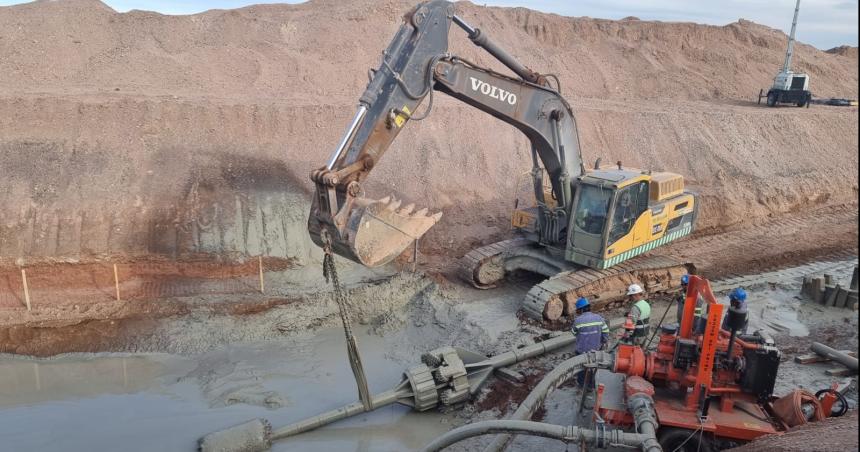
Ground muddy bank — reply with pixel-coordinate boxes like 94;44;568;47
0;270;438;356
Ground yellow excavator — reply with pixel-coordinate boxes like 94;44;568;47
308;0;697;320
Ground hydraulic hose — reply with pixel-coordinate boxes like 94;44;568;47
482;350;615;452
420;420;653;452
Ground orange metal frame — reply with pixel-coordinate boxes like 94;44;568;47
663;275;778;441
610;275;782;442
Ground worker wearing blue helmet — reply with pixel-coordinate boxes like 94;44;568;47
571;297;609;385
572;297;610;355
721;288;749;333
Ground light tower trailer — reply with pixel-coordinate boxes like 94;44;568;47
758;0;812;108
760;71;811;107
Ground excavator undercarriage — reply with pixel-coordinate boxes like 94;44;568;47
460;239;693;320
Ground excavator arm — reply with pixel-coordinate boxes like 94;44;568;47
308;0;584;266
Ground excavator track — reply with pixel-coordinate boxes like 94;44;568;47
459;239;693;321
522;255;693;321
458;237;536;289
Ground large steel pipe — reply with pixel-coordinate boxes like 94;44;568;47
811;342;858;371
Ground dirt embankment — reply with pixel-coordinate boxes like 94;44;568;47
1;0;857;265
727;410;859;452
0;1;856;281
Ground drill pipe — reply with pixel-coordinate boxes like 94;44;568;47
199;332;578;452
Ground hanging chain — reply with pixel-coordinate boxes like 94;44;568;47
321;231;373;411
323;244;355;339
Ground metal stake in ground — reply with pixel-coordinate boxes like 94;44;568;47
322;232;373;411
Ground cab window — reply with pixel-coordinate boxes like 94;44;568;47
573;184;612;235
608;181;649;244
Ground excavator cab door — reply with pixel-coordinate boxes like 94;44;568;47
608;181;650;248
569;182;613;259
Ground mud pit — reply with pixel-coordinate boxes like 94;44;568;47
0;266;533;451
1;258;857;451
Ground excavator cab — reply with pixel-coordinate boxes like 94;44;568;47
567;167;697;269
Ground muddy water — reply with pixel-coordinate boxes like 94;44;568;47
0;354;175;408
0;327;452;452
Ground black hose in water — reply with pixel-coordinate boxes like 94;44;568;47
482;351;615;452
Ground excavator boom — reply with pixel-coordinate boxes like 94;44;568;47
308;0;583;266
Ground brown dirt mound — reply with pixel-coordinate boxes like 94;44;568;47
826;45;859;59
0;0;856;269
727;410;859;452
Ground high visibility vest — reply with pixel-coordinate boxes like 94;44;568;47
633;299;651;327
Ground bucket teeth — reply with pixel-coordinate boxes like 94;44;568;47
339;195;443;267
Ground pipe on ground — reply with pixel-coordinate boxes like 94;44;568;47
627;392;662;452
811;342;858;371
482;350;615;452
419;420;653;452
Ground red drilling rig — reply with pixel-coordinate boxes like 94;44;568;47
592;275;845;450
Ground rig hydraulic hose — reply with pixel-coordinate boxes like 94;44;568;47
482;350;615;452
420;420;654;452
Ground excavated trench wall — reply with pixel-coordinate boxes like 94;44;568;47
0;0;857;266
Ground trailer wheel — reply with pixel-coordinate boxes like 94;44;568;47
658;427;713;452
796;101;806;107
766;93;777;107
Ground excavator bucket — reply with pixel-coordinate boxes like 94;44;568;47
343;196;442;267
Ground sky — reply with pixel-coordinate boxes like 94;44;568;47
0;0;856;49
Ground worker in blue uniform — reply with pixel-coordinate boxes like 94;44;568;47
571;297;610;385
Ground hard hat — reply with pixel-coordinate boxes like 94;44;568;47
729;287;747;302
680;274;689;285
626;284;644;296
575;297;590;310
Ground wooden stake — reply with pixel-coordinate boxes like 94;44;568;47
21;268;31;311
113;263;121;302
259;256;265;294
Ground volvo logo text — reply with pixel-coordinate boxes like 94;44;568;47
469;77;517;105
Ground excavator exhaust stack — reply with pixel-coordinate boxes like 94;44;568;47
309;193;442;267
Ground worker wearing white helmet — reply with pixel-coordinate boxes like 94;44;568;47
626;283;651;348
